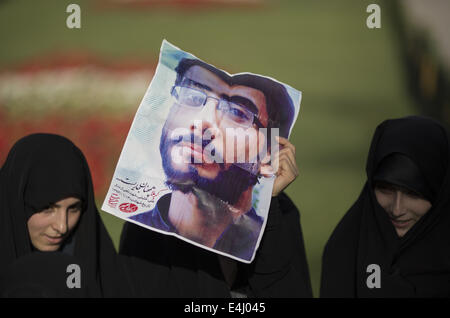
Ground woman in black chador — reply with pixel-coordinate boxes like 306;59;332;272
321;116;450;297
0;134;171;297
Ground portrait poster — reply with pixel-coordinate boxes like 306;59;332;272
102;40;301;263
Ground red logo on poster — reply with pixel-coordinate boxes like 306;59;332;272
119;203;138;213
108;193;120;208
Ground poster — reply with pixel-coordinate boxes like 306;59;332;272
102;40;301;263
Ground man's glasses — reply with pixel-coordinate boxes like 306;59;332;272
171;85;264;128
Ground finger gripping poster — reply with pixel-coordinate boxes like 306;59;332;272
102;40;301;263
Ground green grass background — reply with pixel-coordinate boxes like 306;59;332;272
0;0;416;297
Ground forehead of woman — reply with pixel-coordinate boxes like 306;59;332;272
10;134;87;211
367;116;449;198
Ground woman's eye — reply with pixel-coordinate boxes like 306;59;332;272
68;204;82;213
42;208;53;214
405;190;423;200
376;185;395;194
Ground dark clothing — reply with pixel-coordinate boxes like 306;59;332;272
120;192;313;297
320;116;450;298
0;134;172;298
129;193;263;261
0;252;90;297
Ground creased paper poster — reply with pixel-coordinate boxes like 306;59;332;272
102;40;301;263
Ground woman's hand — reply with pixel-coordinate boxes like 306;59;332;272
270;136;299;197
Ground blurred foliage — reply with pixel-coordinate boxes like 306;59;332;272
0;0;417;297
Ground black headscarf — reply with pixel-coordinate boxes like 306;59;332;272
373;153;435;203
0;134;134;297
320;116;450;298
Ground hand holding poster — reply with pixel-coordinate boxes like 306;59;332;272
102;40;301;263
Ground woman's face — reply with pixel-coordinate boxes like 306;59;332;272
374;182;432;237
27;197;82;251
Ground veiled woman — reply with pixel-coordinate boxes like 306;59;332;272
0;134;171;297
321;116;450;298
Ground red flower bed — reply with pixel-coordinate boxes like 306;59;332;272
0;109;133;199
0;52;156;200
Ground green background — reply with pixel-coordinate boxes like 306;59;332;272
0;0;415;297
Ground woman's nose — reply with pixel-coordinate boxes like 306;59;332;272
392;191;405;217
52;210;68;235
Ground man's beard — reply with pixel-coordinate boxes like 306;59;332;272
160;127;258;206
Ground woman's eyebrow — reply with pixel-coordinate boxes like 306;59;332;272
69;201;82;208
181;77;212;92
51;201;82;209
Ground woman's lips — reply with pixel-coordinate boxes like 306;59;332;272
45;235;63;244
391;219;411;229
